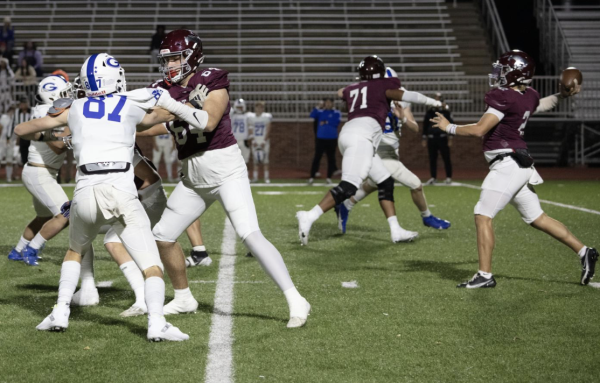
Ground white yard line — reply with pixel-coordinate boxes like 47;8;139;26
204;217;238;383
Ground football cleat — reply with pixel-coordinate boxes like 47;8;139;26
424;178;437;186
185;250;212;268
22;245;40;266
36;304;70;331
423;215;451;230
120;304;148;318
8;248;23;261
147;317;189;342
392;228;418;243
296;211;312;246
580;247;598;285
335;203;350;234
163;297;199;315
71;288;100;306
457;273;497;289
287;298;311;329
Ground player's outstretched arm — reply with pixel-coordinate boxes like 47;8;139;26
430;112;499;138
15;112;69;141
386;88;442;107
534;79;581;114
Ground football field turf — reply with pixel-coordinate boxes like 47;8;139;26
0;180;599;383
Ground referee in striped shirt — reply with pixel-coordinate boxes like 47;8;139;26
16;96;31;167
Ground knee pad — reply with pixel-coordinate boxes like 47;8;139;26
330;181;358;205
377;177;395;202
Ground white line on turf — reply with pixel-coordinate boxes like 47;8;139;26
96;281;113;288
205;217;237;383
2;182;599;215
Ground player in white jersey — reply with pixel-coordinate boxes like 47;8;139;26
230;98;254;164
248;101;272;183
336;68;451;233
15;53;207;340
0;104;17;181
8;76;73;265
152;132;175;181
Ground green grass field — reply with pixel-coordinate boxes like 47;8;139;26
0;180;599;383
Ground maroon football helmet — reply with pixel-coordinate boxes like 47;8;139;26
489;50;536;88
357;55;386;80
158;29;204;84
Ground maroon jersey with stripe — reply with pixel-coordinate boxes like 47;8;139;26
342;77;401;129
149;68;237;160
483;87;540;152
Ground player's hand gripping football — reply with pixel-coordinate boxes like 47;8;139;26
190;84;209;109
430;112;450;131
559;79;581;99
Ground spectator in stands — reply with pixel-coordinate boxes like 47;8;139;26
308;98;341;185
422;92;453;185
149;25;166;70
0;17;15;54
0;42;13;68
0;57;14;114
18;41;43;77
14;58;37;105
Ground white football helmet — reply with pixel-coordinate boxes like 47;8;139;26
233;98;246;113
385;67;398;78
37;75;73;105
79;53;126;97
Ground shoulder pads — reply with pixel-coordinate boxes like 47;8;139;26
48;98;74;117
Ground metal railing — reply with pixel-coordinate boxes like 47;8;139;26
480;0;510;57
534;0;572;73
7;74;595;121
574;124;600;165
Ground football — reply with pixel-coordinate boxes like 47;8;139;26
560;67;583;92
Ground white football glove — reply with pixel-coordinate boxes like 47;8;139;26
190;84;209;109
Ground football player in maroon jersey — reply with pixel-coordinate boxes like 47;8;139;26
431;50;597;288
142;30;310;327
296;56;443;245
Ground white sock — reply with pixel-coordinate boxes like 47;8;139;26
166;162;173;180
15;236;30;252
343;199;356;211
29;232;47;250
6;165;12;180
145;276;165;318
478;270;493;278
253;170;258;180
264;170;269;180
57;261;81;305
79;247;96;291
308;205;324;222
353;186;368;203
578;246;589;259
173;287;193;301
421;209;432;218
387;216;401;231
283;286;305;316
120;261;146;306
192;245;206;252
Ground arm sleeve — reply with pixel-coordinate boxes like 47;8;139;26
534;94;560;114
484;107;505;121
401;90;441;107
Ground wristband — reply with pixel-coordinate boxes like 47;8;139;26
446;124;458;135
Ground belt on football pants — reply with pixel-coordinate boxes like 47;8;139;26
79;162;131;175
